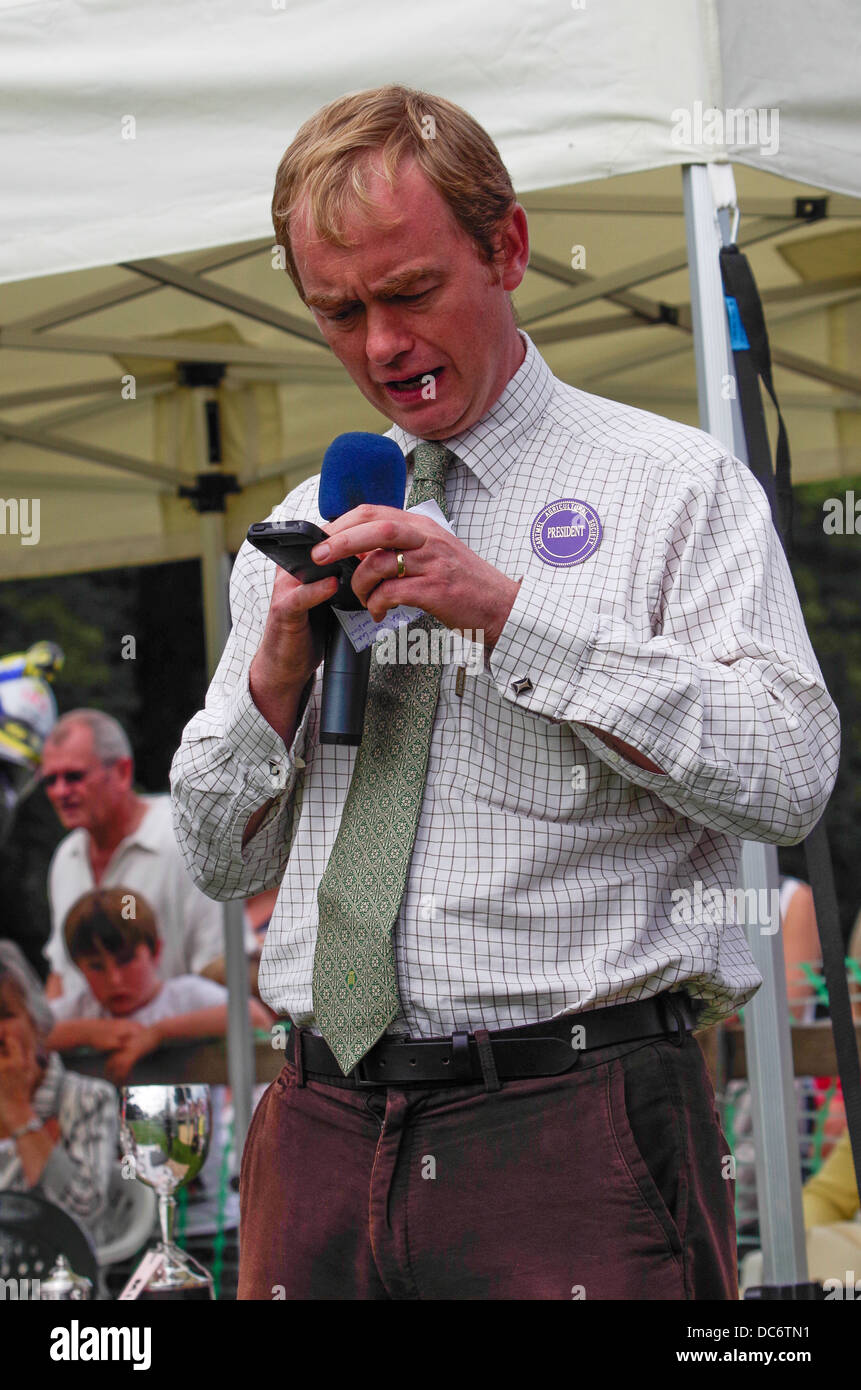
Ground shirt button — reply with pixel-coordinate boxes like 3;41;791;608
511;676;533;695
268;760;287;788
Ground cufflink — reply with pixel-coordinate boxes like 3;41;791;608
511;676;533;695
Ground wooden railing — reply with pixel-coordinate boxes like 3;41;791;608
59;1032;289;1086
695;1021;861;1085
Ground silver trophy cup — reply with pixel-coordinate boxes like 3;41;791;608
119;1084;215;1299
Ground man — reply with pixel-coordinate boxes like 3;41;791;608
170;87;840;1300
42;709;228;997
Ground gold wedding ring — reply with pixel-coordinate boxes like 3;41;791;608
395;550;406;579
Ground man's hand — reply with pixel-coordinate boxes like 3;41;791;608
84;1018;147;1053
311;505;521;651
249;564;338;743
103;1024;161;1085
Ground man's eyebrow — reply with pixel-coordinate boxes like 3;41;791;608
305;267;442;312
376;267;442;296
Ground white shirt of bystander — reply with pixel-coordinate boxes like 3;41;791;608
44;795;250;994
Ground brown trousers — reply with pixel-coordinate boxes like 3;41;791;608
238;1029;737;1300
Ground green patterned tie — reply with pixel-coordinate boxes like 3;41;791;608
313;441;452;1074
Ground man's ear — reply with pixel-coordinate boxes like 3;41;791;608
488;205;529;292
113;756;135;791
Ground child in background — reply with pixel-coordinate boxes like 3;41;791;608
47;887;272;1084
47;886;273;1300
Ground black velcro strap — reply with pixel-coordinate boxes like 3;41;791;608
719;244;793;557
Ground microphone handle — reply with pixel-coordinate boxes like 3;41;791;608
318;616;373;745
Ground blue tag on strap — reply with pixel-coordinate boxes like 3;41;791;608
725;295;751;350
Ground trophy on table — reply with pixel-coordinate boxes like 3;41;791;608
119;1084;215;1300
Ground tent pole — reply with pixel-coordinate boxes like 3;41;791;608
193;384;255;1162
682;163;808;1288
199;510;255;1158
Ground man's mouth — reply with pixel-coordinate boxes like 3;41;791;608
384;366;444;394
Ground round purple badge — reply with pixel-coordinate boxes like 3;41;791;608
530;498;603;567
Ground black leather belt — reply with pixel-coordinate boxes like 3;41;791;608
288;991;700;1090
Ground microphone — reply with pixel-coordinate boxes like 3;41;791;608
317;433;407;745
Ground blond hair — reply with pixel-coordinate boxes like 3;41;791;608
272;85;516;300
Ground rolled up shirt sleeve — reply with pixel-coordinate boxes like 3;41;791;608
170;514;318;902
489;449;839;845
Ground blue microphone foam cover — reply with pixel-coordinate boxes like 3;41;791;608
318;432;407;520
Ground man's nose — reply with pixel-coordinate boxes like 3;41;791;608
364;303;413;366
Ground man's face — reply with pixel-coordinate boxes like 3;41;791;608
74;942;161;1016
292;158;529;440
40;725;127;833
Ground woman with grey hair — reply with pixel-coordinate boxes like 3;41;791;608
0;941;117;1233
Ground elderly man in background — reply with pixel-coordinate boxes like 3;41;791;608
41;709;231;999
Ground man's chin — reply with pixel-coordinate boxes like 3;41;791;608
380;395;464;440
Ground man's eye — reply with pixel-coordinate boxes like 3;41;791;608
392;290;432;306
329;305;360;323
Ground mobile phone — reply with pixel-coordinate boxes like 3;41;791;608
246;520;360;608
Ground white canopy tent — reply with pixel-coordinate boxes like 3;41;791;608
2;0;859;1290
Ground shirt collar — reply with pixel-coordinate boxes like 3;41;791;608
387;332;554;497
67;797;159;859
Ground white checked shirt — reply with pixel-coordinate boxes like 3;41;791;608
170;333;840;1035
